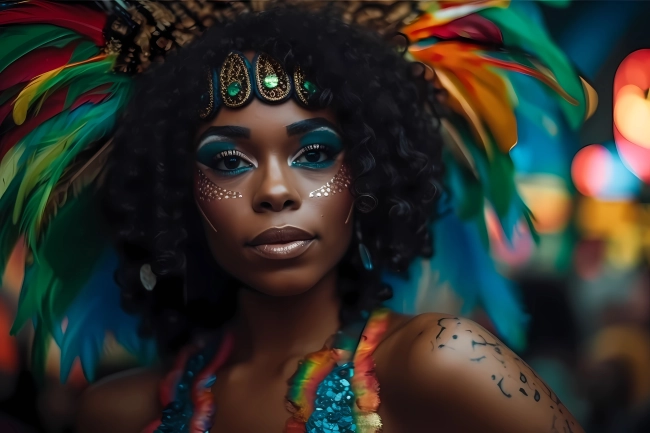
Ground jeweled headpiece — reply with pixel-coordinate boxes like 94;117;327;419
199;51;320;119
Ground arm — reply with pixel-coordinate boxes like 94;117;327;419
377;314;584;433
76;367;163;433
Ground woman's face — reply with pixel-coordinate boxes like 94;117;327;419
193;98;355;296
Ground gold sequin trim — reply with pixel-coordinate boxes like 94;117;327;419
293;65;310;106
219;52;252;108
199;68;214;119
254;53;291;102
196;169;243;201
308;165;351;198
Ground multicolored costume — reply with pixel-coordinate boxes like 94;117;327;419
140;309;389;433
0;2;595;427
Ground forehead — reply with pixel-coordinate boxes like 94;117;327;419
202;98;337;136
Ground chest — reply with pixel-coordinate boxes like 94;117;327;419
208;362;397;433
209;372;290;433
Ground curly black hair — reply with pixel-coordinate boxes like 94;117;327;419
104;7;444;357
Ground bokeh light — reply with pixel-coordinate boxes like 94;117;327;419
571;143;640;200
614;49;650;181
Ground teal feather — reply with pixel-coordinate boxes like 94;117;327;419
68;40;100;63
13;57;117;118
478;7;586;129
22;89;131;243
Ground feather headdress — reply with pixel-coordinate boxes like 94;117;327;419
0;0;595;381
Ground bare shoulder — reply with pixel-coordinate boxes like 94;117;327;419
375;313;584;433
76;367;163;433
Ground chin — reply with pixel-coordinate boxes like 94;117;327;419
238;267;331;297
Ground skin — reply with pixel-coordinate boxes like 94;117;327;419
76;98;585;433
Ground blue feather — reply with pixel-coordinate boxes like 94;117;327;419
59;247;157;382
384;212;529;351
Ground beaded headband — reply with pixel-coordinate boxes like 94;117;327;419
199;51;320;119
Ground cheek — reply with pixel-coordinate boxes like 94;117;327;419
192;164;356;294
196;169;243;201
301;167;355;258
194;170;248;262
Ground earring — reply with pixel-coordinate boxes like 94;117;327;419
356;220;373;271
140;263;157;291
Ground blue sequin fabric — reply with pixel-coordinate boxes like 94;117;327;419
306;362;357;433
155;352;208;433
153;316;371;433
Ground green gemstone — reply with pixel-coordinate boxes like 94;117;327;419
263;74;278;89
227;81;241;97
303;80;318;95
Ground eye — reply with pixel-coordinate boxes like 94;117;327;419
291;144;338;168
213;150;254;175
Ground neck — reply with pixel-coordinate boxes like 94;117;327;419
230;269;342;365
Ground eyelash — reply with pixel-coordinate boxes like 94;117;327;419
201;143;339;177
291;144;339;168
293;144;325;160
212;149;255;176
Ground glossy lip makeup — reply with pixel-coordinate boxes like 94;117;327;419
247;226;316;260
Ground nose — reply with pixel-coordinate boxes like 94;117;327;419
252;157;302;213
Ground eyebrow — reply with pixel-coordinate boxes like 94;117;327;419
286;118;338;136
198;125;251;141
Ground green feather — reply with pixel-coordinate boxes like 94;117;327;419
30;317;51;385
0;25;80;74
10;255;55;334
42;191;105;335
0;143;26;199
11;189;105;339
22;88;131;241
485;141;515;218
16;57;116;117
479;7;586;129
0;167;24;274
63;65;123;109
444;150;483;220
13;127;82;225
69;40;100;63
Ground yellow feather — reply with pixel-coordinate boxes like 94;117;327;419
12;55;108;126
12;68;65;126
0;144;26;199
411;41;518;153
12;126;82;225
462;65;518;153
580;77;598;120
435;68;492;153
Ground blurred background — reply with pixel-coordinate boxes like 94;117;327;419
2;1;650;432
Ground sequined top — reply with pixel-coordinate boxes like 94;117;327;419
142;309;391;433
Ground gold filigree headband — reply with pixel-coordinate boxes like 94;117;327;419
199;51;320;119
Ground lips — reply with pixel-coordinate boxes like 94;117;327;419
248;226;315;246
247;226;315;260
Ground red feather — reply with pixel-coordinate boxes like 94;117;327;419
0;0;106;46
69;84;111;111
0;83;115;160
0;87;67;161
0;43;78;91
405;14;504;45
430;15;503;45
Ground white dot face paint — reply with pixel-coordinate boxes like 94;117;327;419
196;169;243;201
308;165;351;199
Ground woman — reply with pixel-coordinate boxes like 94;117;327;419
0;1;590;432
